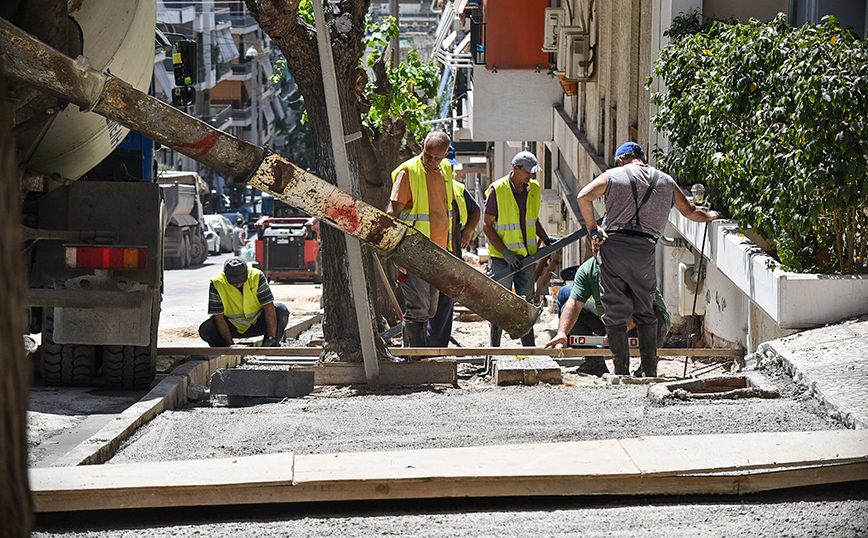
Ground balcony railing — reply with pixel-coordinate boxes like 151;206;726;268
207;105;232;129
230;14;257;32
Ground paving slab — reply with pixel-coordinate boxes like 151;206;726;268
753;318;868;429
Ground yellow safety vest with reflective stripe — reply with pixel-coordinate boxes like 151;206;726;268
211;268;263;334
391;155;454;240
453;180;469;227
488;175;541;259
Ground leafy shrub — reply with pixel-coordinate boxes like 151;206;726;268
650;13;868;274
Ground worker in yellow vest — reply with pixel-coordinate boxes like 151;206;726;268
427;147;481;347
386;131;455;350
198;257;289;347
483;151;554;347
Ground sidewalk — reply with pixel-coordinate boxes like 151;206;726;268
752;316;868;429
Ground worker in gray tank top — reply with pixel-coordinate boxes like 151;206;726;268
577;142;721;377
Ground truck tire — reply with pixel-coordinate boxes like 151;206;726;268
101;293;159;390
190;231;207;266
101;344;156;390
40;308;97;387
181;234;191;268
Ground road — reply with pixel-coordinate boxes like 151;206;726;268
158;251;322;346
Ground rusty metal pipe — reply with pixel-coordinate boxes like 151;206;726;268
1;17;539;338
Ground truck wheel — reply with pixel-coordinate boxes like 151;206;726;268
102;293;158;390
101;345;156;390
190;232;207;265
181;235;191;268
40;308;97;387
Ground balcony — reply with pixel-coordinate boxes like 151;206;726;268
227;62;254;80
215;8;231;28
230;14;258;34
206;105;232;130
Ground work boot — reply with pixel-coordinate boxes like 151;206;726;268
402;321;428;356
490;324;503;347
606;324;630;375
520;330;535;347
636;322;658;378
577;356;609;377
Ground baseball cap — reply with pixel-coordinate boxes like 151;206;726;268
446;145;458;166
511;151;541;174
615;142;645;159
224;256;248;285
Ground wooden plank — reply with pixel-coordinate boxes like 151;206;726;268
295;361;458;386
29;430;868;512
620;429;868;476
158;346;744;358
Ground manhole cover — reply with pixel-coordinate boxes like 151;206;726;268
648;372;779;403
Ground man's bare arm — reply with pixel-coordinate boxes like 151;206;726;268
673;187;721;222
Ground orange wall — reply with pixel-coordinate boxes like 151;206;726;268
484;0;551;69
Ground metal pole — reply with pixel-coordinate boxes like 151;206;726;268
311;0;380;385
389;0;399;65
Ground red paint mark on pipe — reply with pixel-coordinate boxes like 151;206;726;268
328;205;360;234
175;131;219;158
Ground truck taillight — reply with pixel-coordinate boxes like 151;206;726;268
65;246;147;270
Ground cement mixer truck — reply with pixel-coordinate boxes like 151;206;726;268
7;0;163;389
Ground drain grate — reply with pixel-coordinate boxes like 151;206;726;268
648;372;779;404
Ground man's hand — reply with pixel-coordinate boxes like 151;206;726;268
544;332;568;349
543;235;557;247
262;336;279;347
502;250;522;272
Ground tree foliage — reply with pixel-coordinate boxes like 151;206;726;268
651;13;868;274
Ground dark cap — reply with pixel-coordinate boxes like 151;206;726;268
236;217;243;224
615;142;645;159
223;256;248;285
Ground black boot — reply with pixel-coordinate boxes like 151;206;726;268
520;330;535;347
402;321;428;360
606;324;630;375
577;356;609;376
490;324;502;347
636;322;658;378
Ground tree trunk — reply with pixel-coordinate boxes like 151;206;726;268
0;72;34;536
245;0;401;359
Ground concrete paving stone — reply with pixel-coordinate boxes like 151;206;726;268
209;368;315;398
494;357;563;386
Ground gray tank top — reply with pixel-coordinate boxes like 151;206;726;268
603;164;676;239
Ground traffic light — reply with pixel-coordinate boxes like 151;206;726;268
172;39;198;87
171;85;196;107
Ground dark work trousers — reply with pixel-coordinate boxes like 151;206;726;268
199;302;290;347
598;233;658;327
399;272;439;324
427;291;456;347
556;285;668;341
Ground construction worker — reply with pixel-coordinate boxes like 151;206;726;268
578;141;720;376
198;256;289;347
483;150;553;347
427;150;481;346
544;255;671;376
231;217;247;256
386;130;455;349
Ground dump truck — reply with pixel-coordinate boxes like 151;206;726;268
1;1;540;392
157;171;209;269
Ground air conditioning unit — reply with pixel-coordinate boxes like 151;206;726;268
555;26;585;74
542;7;566;52
560;31;592;81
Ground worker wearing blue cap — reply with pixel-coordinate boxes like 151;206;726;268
576;142;721;377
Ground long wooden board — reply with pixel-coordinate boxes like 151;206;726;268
158;346;744;358
29;430;868;512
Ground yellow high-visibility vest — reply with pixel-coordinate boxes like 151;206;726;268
211;268;263;334
391;155;454;239
488;175;540;258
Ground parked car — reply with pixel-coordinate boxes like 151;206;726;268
203;222;219;256
203;214;233;253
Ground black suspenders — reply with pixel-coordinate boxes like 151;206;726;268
627;168;658;229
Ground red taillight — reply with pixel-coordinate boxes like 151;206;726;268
65;246;147;270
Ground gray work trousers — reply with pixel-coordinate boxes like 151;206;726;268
399;272;439;324
598;233;658;327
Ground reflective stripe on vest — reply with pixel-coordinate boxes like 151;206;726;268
489;175;540;258
211;268;264;334
392;154;454;239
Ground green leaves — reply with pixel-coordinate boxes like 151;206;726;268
360;15;440;140
652;13;868;274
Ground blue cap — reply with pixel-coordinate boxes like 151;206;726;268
615;142;644;159
446;145;458;166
